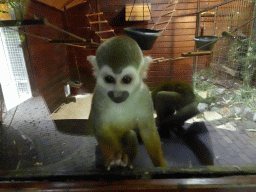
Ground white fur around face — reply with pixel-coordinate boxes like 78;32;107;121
97;66;142;95
87;55;153;79
140;56;153;79
87;56;98;77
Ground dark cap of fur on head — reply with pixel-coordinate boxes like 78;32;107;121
96;36;143;74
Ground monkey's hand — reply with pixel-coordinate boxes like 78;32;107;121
107;152;133;170
106;130;139;170
96;129;137;170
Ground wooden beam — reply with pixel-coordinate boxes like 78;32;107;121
49;39;92;43
161;10;175;17
152;56;186;63
166;1;178;8
68;81;83;88
182;51;212;57
86;12;103;17
179;0;236;17
154;20;169;26
125;4;151;21
95;29;114;34
212;63;239;77
89;20;108;24
60;0;86;10
201;12;215;17
44;18;90;43
0;20;44;27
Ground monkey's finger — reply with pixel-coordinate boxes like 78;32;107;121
128;164;133;169
120;161;128;167
107;159;116;171
120;154;128;167
105;153;115;168
115;153;122;166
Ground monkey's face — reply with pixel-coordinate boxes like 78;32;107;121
87;36;153;104
97;65;141;104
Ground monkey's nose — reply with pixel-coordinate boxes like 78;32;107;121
113;91;123;97
108;91;129;103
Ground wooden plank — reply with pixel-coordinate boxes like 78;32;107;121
152;56;186;63
201;11;216;17
166;1;178;8
86;12;103;16
25;0;71;111
161;10;176;17
44;88;66;113
157;35;195;42
104;9;197;18
37;73;70;94
154;20;170;25
89;20;108;24
148;71;172;76
152;41;195;48
212;63;240;77
150;23;197;31
182;51;212;57
147;47;196;56
49;39;92;43
125;4;151;21
61;0;86;9
62;1;203;93
154;2;198;10
95;29;114;34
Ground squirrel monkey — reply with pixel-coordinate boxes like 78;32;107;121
87;36;166;170
151;81;199;137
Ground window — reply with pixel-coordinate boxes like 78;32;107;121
0;27;32;110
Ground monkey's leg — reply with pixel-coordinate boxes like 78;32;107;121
155;91;182;119
96;131;123;170
155;91;183;136
138;120;167;167
161;101;200;126
121;130;138;169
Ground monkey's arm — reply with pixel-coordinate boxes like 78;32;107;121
89;95;124;168
160;101;200;126
138;118;167;167
95;127;123;167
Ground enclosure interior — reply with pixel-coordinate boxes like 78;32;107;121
0;0;256;177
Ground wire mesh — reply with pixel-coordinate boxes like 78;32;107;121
195;0;256;88
1;27;32;100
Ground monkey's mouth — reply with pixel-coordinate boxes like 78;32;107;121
108;91;129;103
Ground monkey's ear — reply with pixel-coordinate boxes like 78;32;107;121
87;56;99;77
140;56;153;79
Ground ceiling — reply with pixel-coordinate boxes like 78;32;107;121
37;0;87;10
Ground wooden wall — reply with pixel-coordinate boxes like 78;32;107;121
64;0;203;91
101;0;199;88
23;0;70;112
0;4;11;20
17;0;255;114
144;0;197;88
63;2;99;93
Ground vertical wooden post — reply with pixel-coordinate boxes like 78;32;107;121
96;0;101;41
246;0;256;86
213;7;217;35
0;84;4;127
193;0;201;87
63;6;81;83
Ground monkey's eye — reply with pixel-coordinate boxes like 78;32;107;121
104;76;115;84
122;75;132;84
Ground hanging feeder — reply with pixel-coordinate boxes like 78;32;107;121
123;0;178;50
123;27;161;51
193;36;218;51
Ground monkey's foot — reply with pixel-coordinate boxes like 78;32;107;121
107;153;132;170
